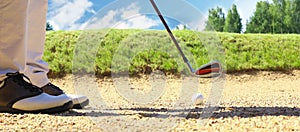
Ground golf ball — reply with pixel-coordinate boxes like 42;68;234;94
191;93;204;105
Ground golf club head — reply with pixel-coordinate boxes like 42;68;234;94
194;61;222;78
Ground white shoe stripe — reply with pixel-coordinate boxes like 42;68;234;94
67;94;88;105
12;93;71;111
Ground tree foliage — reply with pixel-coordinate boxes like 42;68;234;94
246;0;300;34
246;1;272;33
46;22;54;31
205;0;300;34
205;7;225;32
224;4;242;33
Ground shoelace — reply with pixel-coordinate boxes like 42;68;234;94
6;72;42;93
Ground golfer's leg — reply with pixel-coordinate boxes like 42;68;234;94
0;0;28;78
24;0;89;108
24;0;50;87
0;0;73;114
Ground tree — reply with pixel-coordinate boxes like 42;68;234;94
271;0;286;33
292;0;300;33
283;0;293;33
286;0;300;33
224;4;242;33
245;0;300;34
246;1;272;33
204;7;225;32
46;22;54;31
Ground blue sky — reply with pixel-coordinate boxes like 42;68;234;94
47;0;271;32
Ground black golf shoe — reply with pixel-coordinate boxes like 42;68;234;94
41;83;89;109
0;72;73;113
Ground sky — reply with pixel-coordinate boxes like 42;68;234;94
47;0;271;32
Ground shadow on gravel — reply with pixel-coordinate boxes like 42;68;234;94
54;109;122;117
226;69;295;75
188;106;300;119
55;106;300;119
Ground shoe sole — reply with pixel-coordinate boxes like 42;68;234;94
72;99;89;109
0;101;73;114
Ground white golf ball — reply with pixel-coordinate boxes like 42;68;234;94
191;93;204;105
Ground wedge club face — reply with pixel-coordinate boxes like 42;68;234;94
150;0;222;78
194;61;222;78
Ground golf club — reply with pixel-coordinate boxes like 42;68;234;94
149;0;222;78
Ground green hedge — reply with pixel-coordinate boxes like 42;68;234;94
219;33;300;71
44;29;300;75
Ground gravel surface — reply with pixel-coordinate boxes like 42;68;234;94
1;70;300;131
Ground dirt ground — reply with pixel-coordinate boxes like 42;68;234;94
1;70;300;132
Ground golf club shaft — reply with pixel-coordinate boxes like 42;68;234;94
149;0;194;73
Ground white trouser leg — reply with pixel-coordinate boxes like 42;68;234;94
0;0;29;79
24;0;50;87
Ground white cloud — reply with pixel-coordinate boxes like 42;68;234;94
174;24;186;30
84;3;160;29
120;3;140;19
182;16;206;31
115;15;159;29
82;11;116;29
47;20;60;30
234;1;257;32
48;0;96;30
